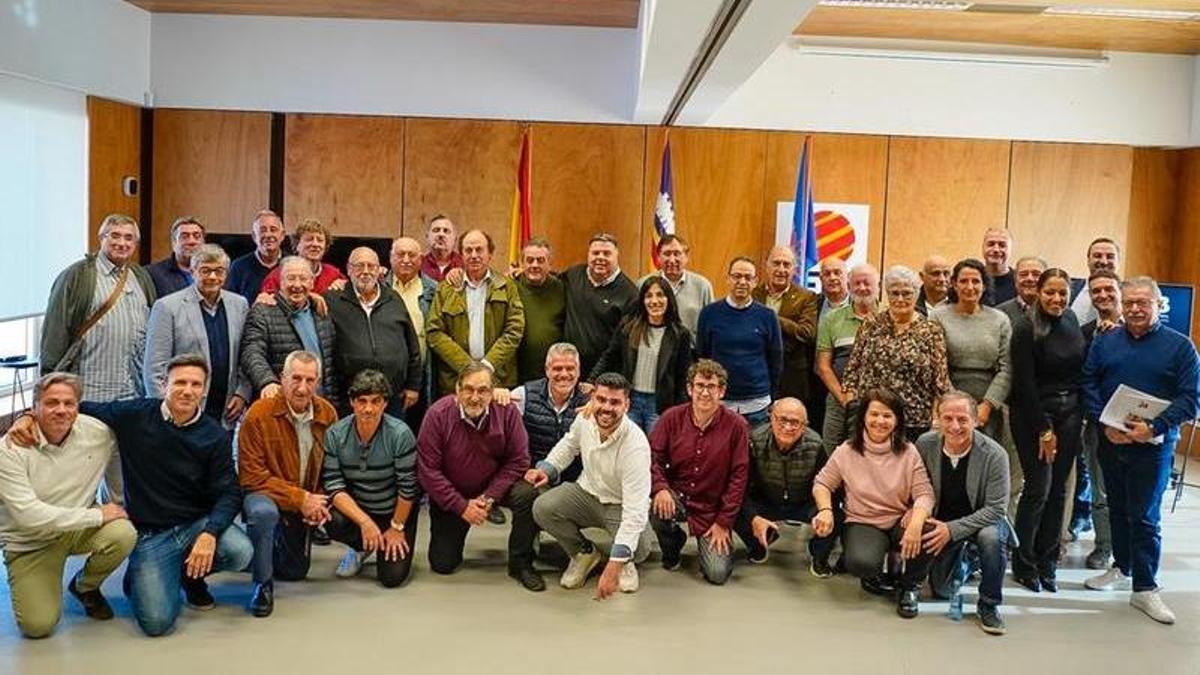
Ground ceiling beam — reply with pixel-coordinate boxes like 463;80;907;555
632;0;726;124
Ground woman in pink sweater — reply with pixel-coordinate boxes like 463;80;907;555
813;388;936;619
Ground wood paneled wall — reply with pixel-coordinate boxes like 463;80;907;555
102;107;1200;322
151;109;271;260
87;97;142;252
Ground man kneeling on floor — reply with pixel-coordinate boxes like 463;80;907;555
527;372;651;598
238;350;339;615
417;361;543;591
0;373;135;638
915;390;1011;636
737;397;841;577
322;370;421;588
12;354;254;636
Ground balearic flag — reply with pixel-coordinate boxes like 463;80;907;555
508;128;533;266
651;139;676;269
791;136;820;288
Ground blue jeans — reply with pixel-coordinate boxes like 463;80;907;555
1098;437;1175;592
127;518;253;637
929;521;1009;608
628;391;660;434
243;493;313;584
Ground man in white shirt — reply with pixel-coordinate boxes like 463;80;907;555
526;372;651;599
0;372;135;638
1070;238;1121;325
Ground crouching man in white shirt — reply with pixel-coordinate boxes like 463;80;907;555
526;372;652;599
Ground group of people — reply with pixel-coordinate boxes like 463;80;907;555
0;211;1196;640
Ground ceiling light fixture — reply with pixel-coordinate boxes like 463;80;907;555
790;36;1110;68
817;0;971;10
1043;6;1200;21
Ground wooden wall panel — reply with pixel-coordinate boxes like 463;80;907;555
883;137;1010;270
1126;148;1180;281
1007;142;1134;279
762;132;889;272
151;109;270;260
1173;149;1200;343
646;128;767;293
530;123;645;271
285;114;404;238
87;97;141;255
402;118;522;257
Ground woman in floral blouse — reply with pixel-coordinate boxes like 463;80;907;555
842;265;951;441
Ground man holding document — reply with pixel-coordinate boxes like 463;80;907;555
1082;276;1199;625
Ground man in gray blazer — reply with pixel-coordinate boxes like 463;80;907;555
144;244;251;427
916;390;1011;636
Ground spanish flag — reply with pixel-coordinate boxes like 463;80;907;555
507;128;533;266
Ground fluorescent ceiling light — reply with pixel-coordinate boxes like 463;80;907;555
789;36;1110;67
818;1;971;9
1043;6;1200;21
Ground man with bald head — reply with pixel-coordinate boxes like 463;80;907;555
735;398;839;576
325;247;421;418
752;247;819;405
427;229;525;397
816;257;850;321
916;255;951;317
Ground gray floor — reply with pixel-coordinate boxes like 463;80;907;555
3;489;1200;675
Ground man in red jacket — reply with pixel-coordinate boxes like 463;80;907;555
416;361;543;591
648;359;750;585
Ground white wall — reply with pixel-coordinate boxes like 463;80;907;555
704;44;1195;146
0;0;150;104
149;14;639;122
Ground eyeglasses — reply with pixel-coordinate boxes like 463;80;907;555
886;289;915;299
196;267;227;277
773;416;806;428
349;262;379;272
1121;299;1155;309
690;382;723;392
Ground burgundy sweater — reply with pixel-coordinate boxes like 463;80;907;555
649;403;750;533
417;395;530;515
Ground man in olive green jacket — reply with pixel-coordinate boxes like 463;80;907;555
426;229;525;397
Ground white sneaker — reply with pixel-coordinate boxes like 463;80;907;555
560;549;602;589
1131;590;1176;625
618;563;639;593
1085;567;1131;591
335;549;367;578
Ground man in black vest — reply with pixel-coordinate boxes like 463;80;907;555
505;343;592;482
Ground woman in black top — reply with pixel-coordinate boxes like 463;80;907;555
590;276;693;433
1009;268;1086;592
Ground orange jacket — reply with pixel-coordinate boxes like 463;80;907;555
237;394;338;512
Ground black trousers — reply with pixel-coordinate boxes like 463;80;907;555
427;481;538;575
1011;391;1082;579
325;504;420;588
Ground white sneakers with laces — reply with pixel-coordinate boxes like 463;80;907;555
1084;567;1131;591
618;562;639;593
560;549;602;589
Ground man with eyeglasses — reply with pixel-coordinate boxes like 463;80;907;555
325;247;421;418
1082;277;1199;625
144;244;251;426
696;257;783;427
735;397;840;576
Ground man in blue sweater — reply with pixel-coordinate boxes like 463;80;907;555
1082;277;1199;625
695;257;783;427
13;353;253;635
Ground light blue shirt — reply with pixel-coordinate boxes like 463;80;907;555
465;271;492;360
291;304;322;358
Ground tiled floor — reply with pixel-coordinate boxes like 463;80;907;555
2;487;1199;675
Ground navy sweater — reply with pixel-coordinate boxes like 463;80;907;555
695;300;783;401
81;399;242;536
1082;323;1200;443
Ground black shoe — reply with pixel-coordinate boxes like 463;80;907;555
1040;575;1058;593
68;575;114;620
1086;549;1111;570
1013;574;1041;593
809;557;835;579
747;544;769;565
660;542;683;571
182;576;216;610
897;589;919;619
509;567;546;592
249;581;274;618
311;526;331;546
861;575;895;597
978;603;1007;635
487;507;507;525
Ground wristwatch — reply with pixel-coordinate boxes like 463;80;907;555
390;519;405;533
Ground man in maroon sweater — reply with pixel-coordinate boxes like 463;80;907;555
416;361;543;591
649;359;750;585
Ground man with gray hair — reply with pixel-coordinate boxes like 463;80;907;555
144;243;251;425
996;255;1047;326
916;390;1012;635
0;373;135;638
815;262;879;456
1083;276;1199;625
227;209;286;303
241;255;340;410
147;216;206;297
752;246;819;405
506;342;592;482
515;238;567;384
